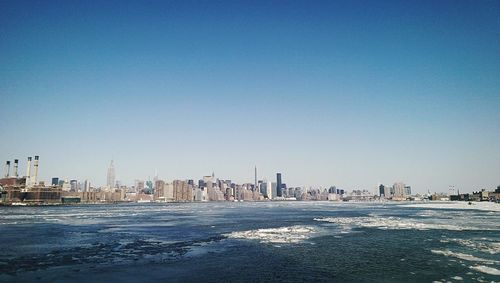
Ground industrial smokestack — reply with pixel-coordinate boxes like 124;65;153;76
3;161;10;178
33;156;39;186
26;157;32;187
13;159;19;177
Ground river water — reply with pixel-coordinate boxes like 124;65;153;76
0;202;499;282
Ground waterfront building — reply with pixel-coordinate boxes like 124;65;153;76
375;185;390;197
240;188;253;201
203;175;213;191
194;187;207;201
145;180;153;194
62;179;71;191
208;187;225;201
70;180;78;191
271;182;278;199
329;186;337;194
173;180;193;201
276;173;282;197
265;181;272;199
154;180;175;202
253;189;262;200
260;182;267;196
404;185;412;196
198;179;205;188
165;182;174;201
84;180;91;192
154;180;165;201
135;180;145;193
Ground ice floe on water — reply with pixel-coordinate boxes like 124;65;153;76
440;238;500;255
314;216;471;231
314;210;500;232
401;201;500;212
469;265;500;276
225;225;317;244
430;250;500;265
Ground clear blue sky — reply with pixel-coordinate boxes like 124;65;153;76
1;0;499;193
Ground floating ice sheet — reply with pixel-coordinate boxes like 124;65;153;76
314;214;499;231
225;225;317;244
401;202;500;212
469;265;500;276
430;250;499;264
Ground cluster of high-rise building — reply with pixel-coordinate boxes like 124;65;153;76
152;171;286;202
377;182;412;200
2;157;497;205
0;158;345;204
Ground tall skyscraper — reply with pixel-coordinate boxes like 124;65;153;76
378;184;385;197
84;179;91;192
266;181;272;199
107;160;115;188
276;173;282;197
254;166;257;192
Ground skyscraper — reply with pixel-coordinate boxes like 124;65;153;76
70;180;78;191
393;182;405;197
107;160;115;188
378;184;385;197
276;173;282;197
404;185;412;196
254;166;257;192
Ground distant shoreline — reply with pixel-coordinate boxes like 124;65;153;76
1;200;498;211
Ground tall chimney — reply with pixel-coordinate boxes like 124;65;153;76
3;161;10;178
26;157;32;187
13;159;19;177
33;156;39;186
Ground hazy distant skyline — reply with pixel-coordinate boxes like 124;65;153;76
1;1;499;193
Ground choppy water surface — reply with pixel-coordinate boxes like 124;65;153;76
0;202;499;282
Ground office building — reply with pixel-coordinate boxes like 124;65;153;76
276;173;282;197
107;160;115;188
70;180;78;191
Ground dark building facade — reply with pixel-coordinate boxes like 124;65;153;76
276;173;282;197
379;184;385;196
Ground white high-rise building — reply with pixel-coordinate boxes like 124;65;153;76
107;160;115;188
266;181;273;199
393;182;405;197
84;180;91;192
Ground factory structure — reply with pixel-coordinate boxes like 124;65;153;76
0;156;129;205
0;156;62;204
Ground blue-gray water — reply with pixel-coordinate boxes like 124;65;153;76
0;202;499;282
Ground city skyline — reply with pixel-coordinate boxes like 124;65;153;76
1;1;499;193
1;156;496;195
